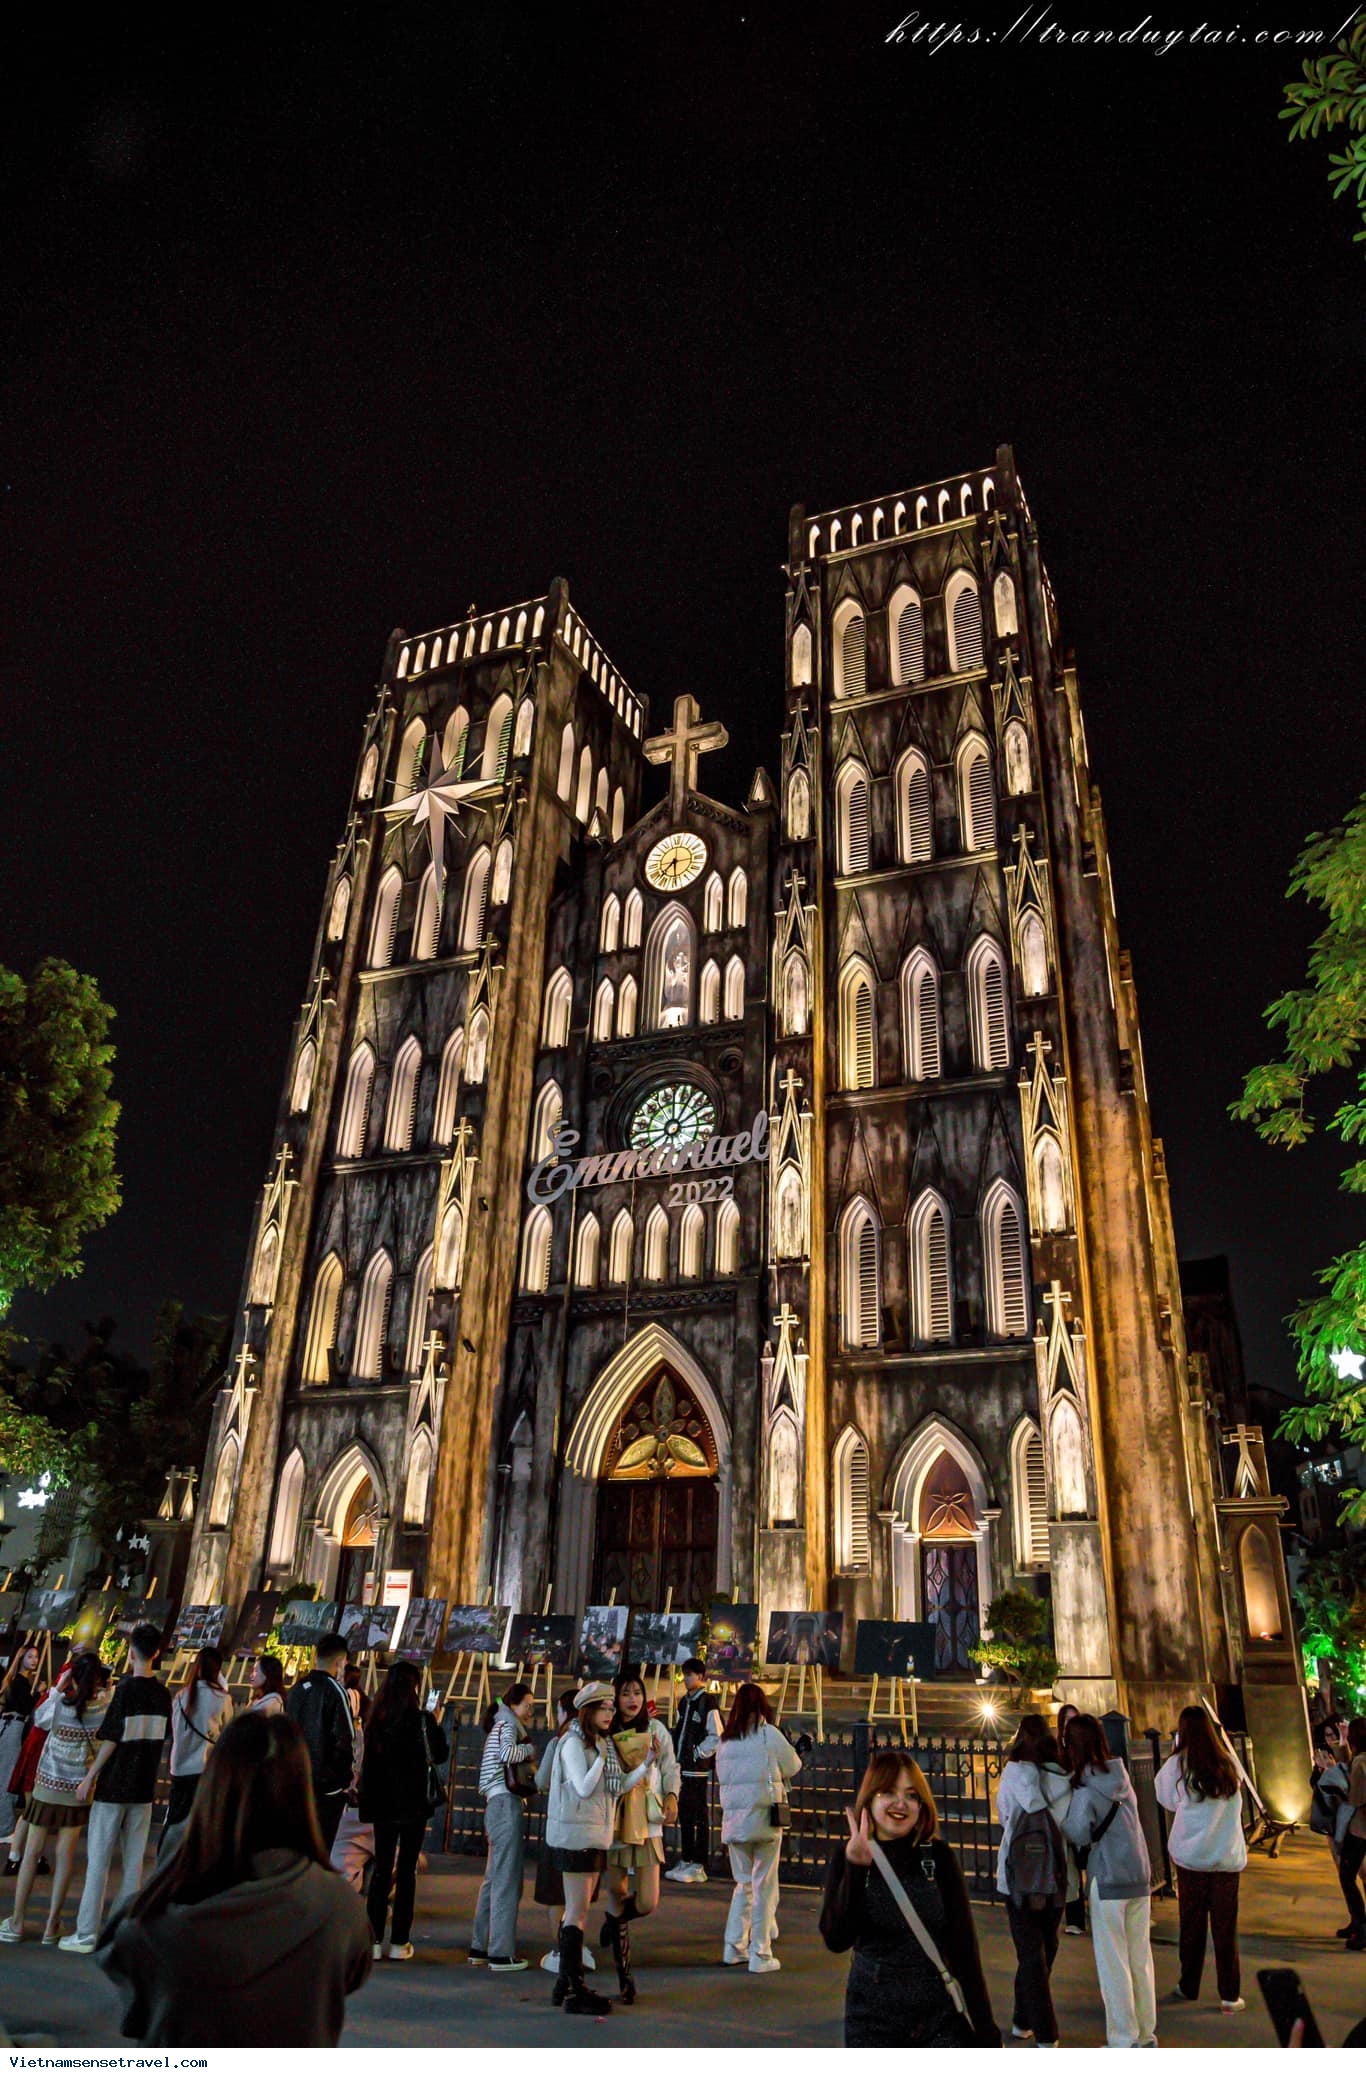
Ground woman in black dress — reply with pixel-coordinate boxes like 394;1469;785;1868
821;1748;999;2048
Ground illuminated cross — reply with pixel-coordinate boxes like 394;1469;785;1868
1223;1424;1265;1499
645;694;729;817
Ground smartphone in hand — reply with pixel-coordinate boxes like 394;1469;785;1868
1257;1967;1325;2048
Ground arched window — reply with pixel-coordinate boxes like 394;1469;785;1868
268;1448;305;1568
895;749;933;864
993;569;1019;637
514;697;534;759
699;960;721;1024
679;1202;705;1279
353;1250;394;1379
608;1209;634;1284
840;1198;881;1349
557;722;575;801
839;960;877;1090
249;1221;280;1307
542;968;572;1047
412;866;442;961
727;869;747;928
575;746;593;823
775;1164;804;1259
594;767;609;823
1020;912;1049;997
600;894;621;953
1240;1524;1284;1639
786;768;811;841
768;1415;800;1526
337;1044;376;1158
611;786;625;841
833;600;868;699
404;1246;434;1374
945;572;985;673
781;951;809;1037
443;704;470;773
983;1180;1030;1337
531;1079;562;1162
909;1192;953;1342
1036;1133;1068;1233
958;735;996;852
482;694;513;780
833;1428;871;1571
209;1441;238;1536
623;889;643;948
836;762;872;875
574;1212;601;1287
901;952;942;1081
967;937;1011;1070
1003;719;1031;796
327;875;351;941
1051;1399;1089;1515
395;719;428;796
358;744;379;802
592;977;615;1041
617;973;638;1037
301;1253;343;1385
290;1038;317;1115
644;1203;670;1281
491;838;513;907
465;1005;490;1084
889;585;926;685
433;1027;464;1141
460;847;491;950
436;1202;463;1288
791;622;812;687
724;956;745;1021
704;872;724;933
716;1195;740;1274
384;1036;423;1152
1011;1420;1049;1570
369;867;403;968
520;1206;553;1292
645;903;694;1029
403;1430;434;1528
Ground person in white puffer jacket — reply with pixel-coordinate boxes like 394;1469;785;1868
543;1681;648;2018
1154;1705;1248;2012
713;1682;802;1975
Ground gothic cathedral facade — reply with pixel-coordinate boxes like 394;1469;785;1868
188;446;1303;1740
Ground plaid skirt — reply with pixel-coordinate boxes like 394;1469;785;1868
21;1796;89;1832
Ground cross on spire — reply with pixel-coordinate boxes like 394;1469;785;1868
645;694;729;817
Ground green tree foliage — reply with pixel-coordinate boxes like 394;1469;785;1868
1293;1548;1366;1700
0;959;120;1320
1283;17;1366;246
971;1589;1060;1696
1232;791;1366;1518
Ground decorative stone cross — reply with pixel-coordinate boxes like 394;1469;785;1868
1223;1424;1265;1499
645;694;729;816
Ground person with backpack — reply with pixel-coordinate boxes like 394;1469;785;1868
666;1657;722;1883
1061;1715;1157;2048
996;1714;1072;2045
1155;1705;1248;2010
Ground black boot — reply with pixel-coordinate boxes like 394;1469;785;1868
615;1915;637;2005
560;1924;612;2017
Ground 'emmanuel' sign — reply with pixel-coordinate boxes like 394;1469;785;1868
527;1112;771;1206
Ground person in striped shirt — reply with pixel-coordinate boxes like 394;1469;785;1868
469;1683;537;1971
60;1626;172;1955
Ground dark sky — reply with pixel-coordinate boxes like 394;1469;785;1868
5;6;1364;1390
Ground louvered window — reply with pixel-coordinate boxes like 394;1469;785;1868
520;1209;552;1292
1014;1423;1050;1569
608;1212;634;1284
835;1430;872;1571
899;754;933;864
856;1218;880;1344
952;584;985;672
412;870;442;961
617;975;638;1037
841;1202;880;1348
704;874;723;933
895;595;925;685
841;612;867;698
543;970;572;1047
844;970;876;1090
906;959;941;1081
369;869;403;968
600;896;620;953
981;950;1010;1069
992;1191;1030;1336
574;1215;601;1287
384;1039;422;1152
963;747;996;852
724;957;745;1021
592;979;615;1041
699;961;720;1024
337;1046;375;1158
841;769;871;874
461;850;491;950
912;1198;952;1343
353;1252;394;1378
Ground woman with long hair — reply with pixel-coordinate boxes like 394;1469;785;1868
599;1665;680;2001
246;1656;287;1717
543;1680;650;2017
0;1645;41;1852
1055;1703;1087;1937
821;1749;999;2046
164;1647;232;1845
95;1712;371;2044
1;1653;109;1944
467;1678;535;1971
534;1688;598;1978
1155;1704;1247;2011
358;1660;448;1962
1061;1714;1157;2048
713;1681;801;1974
995;1713;1071;2044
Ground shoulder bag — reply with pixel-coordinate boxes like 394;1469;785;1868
868;1840;969;2022
421;1713;445;1814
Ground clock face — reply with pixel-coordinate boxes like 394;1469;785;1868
630;1084;717;1152
645;831;707;892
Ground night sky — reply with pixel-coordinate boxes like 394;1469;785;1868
5;8;1364;1392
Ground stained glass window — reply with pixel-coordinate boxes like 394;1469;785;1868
630;1084;716;1152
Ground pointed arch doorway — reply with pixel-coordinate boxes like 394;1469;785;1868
591;1369;719;1610
887;1421;992;1678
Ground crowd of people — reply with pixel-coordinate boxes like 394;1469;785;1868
0;1627;1360;2048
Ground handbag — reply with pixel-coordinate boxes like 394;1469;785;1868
504;1753;538;1798
868;1840;970;2023
422;1716;445;1814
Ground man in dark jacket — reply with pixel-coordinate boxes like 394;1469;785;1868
667;1658;722;1883
286;1633;357;1854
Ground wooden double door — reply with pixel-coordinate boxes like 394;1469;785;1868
922;1542;980;1677
592;1474;718;1613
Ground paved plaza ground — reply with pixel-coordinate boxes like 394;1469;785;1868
2;1829;1363;2049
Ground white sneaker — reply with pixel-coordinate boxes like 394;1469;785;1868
0;1921;23;1945
691;1866;709;1883
58;1933;97;1955
583;1948;597;1970
388;1942;415;1961
665;1862;692;1882
749;1954;781;1974
1220;1999;1246;2015
723;1943;749;1965
540;1950;560;1973
372;1941;385;1960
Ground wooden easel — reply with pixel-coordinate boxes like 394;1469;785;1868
775;1660;826;1740
867;1673;918;1740
444;1584;500;1718
645;1588;674;1714
513;1583;557;1726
